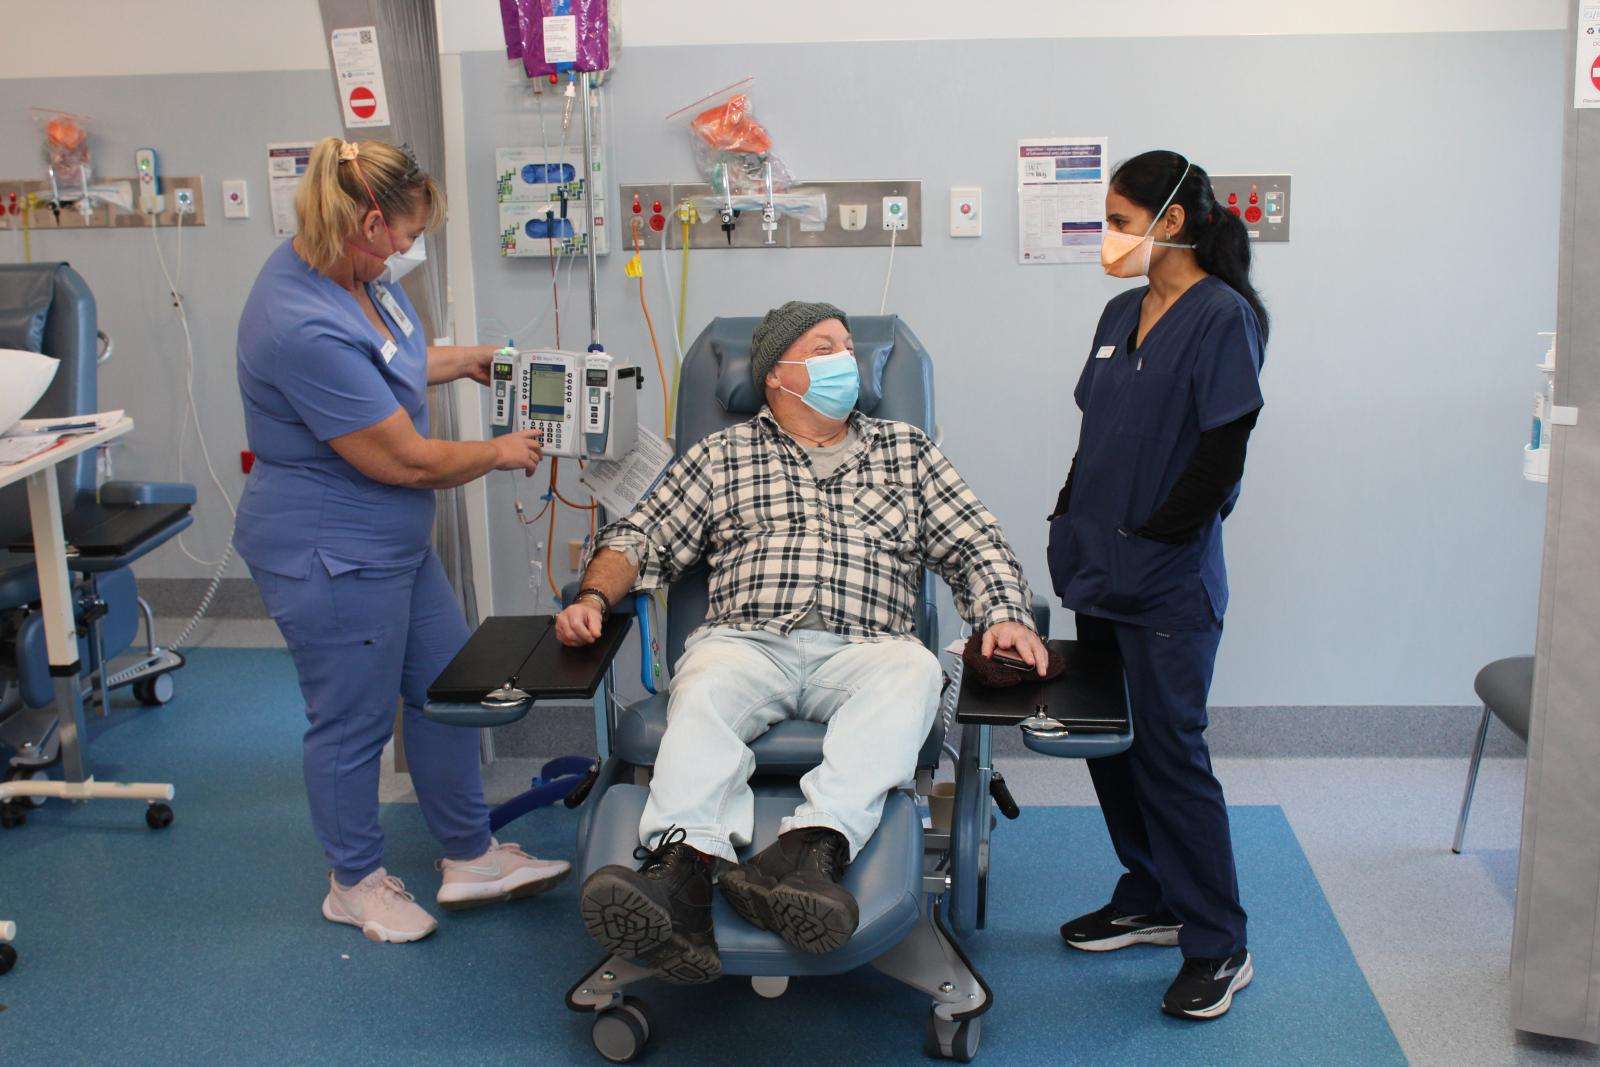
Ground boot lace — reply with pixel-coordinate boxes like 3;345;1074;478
634;825;689;876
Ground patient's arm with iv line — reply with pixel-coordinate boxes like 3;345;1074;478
555;549;638;647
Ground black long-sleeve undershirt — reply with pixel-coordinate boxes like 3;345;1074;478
1047;407;1259;543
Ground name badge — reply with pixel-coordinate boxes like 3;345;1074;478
380;339;398;364
1095;345;1116;360
373;284;415;338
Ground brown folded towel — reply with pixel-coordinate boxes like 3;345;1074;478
961;630;1067;688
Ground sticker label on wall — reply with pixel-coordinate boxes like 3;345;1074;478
543;15;578;64
1577;0;1600;108
331;26;391;129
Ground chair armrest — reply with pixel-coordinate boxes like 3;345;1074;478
560;580;655;694
99;481;197;507
1030;594;1051;636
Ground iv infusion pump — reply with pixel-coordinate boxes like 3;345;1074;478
489;348;641;461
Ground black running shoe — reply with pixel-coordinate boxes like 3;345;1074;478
579;827;721;984
720;828;859;954
1162;950;1253;1019
1059;903;1182;952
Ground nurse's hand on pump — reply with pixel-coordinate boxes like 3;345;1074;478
493;429;544;477
458;344;504;386
425;344;505;387
982;620;1051;678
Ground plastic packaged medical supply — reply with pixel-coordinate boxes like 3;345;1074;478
521;0;611;78
35;109;92;184
667;78;794;196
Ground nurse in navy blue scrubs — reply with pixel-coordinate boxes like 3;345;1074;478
1048;151;1268;1020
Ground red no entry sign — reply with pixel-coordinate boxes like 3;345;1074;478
349;86;377;119
1591;54;1600;94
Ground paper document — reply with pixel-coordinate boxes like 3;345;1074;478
578;428;674;518
1017;136;1109;265
267;142;315;238
0;410;125;465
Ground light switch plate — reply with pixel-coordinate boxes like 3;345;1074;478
950;186;981;237
221;179;250;219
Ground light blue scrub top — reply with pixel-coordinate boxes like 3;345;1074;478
235;240;433;580
1048;276;1265;629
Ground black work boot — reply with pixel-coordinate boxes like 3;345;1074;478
579;827;721;984
719;827;859;954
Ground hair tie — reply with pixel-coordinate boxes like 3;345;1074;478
338;140;360;163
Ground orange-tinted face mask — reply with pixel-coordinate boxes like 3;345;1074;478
1101;161;1197;278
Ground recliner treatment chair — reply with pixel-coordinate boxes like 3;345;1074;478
561;315;1050;1063
0;262;193;828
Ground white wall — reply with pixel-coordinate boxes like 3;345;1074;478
440;0;1566;53
0;0;328;77
0;0;1566;79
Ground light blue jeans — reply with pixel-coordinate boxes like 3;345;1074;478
639;627;945;862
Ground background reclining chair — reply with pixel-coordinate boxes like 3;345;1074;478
564;315;1051;1063
0;262;192;827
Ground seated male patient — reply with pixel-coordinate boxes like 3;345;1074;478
554;301;1046;983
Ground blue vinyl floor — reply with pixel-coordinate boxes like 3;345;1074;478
0;650;1402;1065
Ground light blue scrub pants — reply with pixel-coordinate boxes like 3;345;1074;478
251;550;490;886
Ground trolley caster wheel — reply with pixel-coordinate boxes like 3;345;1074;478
2;767;44;809
145;803;174;830
0;944;16;975
0;803;26;829
924;1010;980;1062
591;996;651;1063
134;673;175;706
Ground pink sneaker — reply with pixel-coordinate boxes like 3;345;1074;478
436;838;571;910
322;869;438;943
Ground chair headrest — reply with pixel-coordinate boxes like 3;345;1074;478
0;264;61;354
713;330;895;415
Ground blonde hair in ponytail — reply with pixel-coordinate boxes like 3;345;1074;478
293;137;444;274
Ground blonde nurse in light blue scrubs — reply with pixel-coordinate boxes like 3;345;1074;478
236;137;565;943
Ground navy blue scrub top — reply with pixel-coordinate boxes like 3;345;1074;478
234;240;433;580
1049;276;1265;629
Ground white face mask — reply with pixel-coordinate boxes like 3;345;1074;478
382;234;426;285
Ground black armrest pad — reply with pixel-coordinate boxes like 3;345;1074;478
955;639;1129;733
427;614;633;704
10;503;191;557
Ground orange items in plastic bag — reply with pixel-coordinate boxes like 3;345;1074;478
690;93;772;156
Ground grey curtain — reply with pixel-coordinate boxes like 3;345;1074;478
319;0;478;627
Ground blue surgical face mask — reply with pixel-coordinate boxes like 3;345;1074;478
777;350;860;420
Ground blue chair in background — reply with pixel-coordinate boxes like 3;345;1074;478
0;263;193;828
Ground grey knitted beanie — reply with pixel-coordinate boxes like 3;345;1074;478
749;301;850;392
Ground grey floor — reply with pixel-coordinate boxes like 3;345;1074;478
163;618;1594;1064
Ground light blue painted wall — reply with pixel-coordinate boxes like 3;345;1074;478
463;31;1563;706
0;30;1562;706
0;71;343;580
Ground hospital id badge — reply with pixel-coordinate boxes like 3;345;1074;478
1095;345;1116;360
374;284;415;337
380;339;398;365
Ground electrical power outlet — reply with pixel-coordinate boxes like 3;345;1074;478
840;203;868;231
881;196;909;232
174;188;196;215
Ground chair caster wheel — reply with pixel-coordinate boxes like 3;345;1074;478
751;976;789;999
592;996;650;1063
924;1010;980;1062
2;767;44;809
134;673;175;706
0;803;26;829
145;803;174;830
0;944;16;975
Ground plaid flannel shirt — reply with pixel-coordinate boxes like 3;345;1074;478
592;408;1035;641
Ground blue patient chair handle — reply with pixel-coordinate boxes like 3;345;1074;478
634;592;657;695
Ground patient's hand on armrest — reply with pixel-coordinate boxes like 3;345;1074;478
554;547;641;647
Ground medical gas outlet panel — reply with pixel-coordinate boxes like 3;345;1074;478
1208;175;1291;242
490;349;640;461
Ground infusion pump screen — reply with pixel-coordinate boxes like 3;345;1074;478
527;365;567;415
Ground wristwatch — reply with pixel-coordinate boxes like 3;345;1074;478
575;588;611;617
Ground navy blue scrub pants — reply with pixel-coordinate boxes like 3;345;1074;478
1076;611;1247;959
252;551;490;886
